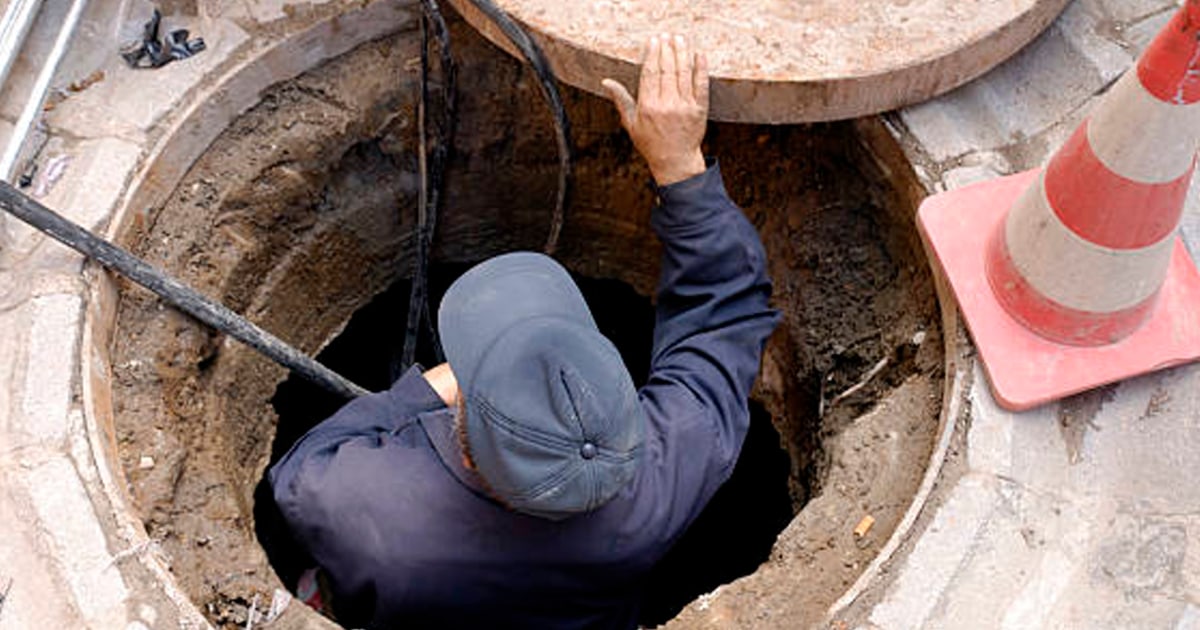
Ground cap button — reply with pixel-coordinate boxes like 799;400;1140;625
580;442;598;460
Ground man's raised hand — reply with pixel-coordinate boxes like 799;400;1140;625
602;34;710;187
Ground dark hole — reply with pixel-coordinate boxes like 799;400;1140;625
257;262;795;625
636;399;793;626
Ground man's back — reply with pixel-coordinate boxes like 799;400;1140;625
273;390;651;628
270;161;777;628
269;34;780;629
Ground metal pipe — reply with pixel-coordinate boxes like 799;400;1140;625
0;0;87;181
0;0;44;89
0;179;372;400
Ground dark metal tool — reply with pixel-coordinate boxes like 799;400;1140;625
120;9;205;69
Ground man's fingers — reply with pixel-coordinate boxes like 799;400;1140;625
639;35;661;102
659;32;678;99
601;78;637;129
675;35;693;100
693;52;711;110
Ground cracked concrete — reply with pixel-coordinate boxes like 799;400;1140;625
838;1;1200;628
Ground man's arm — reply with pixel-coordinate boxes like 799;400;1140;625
269;365;447;512
603;37;780;480
645;161;778;471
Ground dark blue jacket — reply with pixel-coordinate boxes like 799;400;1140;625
269;162;780;629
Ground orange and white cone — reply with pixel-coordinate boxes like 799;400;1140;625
918;0;1200;410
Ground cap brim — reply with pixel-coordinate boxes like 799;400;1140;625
438;252;598;395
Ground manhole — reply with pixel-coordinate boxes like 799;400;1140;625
109;15;943;630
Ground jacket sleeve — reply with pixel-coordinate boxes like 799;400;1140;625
641;160;780;487
268;365;445;530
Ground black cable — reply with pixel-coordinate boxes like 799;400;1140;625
463;0;572;254
399;0;567;375
399;0;456;376
423;0;455;364
398;14;431;374
0;180;370;399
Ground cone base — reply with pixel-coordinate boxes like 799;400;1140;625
918;169;1200;411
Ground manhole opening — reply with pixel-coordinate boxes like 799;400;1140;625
256;264;795;627
110;14;943;630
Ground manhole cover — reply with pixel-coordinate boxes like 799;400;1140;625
447;0;1072;122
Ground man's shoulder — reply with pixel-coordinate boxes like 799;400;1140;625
625;392;733;536
637;382;719;447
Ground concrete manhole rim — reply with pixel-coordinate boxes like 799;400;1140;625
822;264;969;622
447;0;1073;123
77;2;420;627
75;4;970;628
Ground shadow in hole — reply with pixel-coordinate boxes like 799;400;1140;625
256;262;795;625
637;399;794;626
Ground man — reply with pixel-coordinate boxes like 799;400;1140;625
270;34;780;629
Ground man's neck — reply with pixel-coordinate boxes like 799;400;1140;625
422;362;459;407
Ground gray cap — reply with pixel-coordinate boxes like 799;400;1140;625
438;252;646;520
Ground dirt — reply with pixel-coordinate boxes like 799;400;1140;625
1058;384;1116;464
111;31;424;629
661;118;943;627
109;9;942;630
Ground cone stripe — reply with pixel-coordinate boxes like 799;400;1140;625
1088;70;1200;185
1004;172;1176;313
918;0;1200;406
986;226;1160;346
1047;122;1192;249
1137;1;1200;105
977;0;1200;348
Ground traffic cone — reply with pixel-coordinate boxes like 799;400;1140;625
918;0;1200;411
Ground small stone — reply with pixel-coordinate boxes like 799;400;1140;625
266;588;292;622
138;455;155;470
